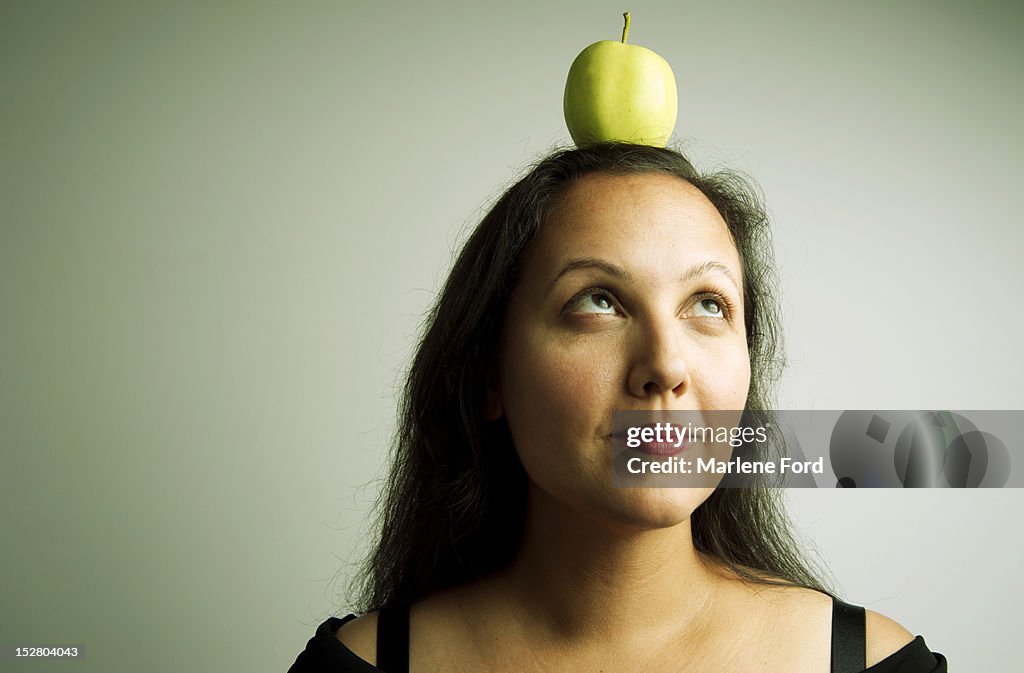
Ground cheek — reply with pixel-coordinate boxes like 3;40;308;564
498;331;621;484
502;333;613;431
721;347;751;401
693;336;752;408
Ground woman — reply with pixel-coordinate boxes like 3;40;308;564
288;142;946;672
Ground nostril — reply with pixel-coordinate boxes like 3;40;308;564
641;378;687;398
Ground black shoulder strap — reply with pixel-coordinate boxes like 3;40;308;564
375;603;410;673
831;597;866;673
375;599;864;673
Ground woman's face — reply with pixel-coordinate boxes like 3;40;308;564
489;171;751;529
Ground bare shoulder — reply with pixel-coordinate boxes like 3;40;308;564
706;578;829;639
744;583;834;639
732;584;919;671
750;585;917;667
721;572;834;616
865;609;916;667
335;610;379;666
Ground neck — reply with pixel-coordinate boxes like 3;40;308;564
492;483;725;645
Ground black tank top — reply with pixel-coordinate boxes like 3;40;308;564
371;597;926;673
286;596;948;672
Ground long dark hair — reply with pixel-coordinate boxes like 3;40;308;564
351;141;836;611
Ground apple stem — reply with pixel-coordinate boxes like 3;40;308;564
621;11;630;44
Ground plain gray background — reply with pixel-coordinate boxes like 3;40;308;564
2;1;1022;671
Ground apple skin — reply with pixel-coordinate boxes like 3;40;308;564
563;39;678;148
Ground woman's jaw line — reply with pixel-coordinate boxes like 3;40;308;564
494;481;723;642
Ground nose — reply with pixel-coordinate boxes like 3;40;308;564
626;312;691;402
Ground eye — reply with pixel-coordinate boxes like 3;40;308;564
692;296;726;318
568;289;618;315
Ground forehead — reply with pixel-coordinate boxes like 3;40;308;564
525;172;741;285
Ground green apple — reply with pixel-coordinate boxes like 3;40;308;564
563;12;678;147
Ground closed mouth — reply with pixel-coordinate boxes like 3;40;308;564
610;423;691;456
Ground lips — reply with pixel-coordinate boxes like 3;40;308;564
634;425;690;456
635;438;689;456
610;423;691;456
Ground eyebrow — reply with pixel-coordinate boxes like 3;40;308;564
548;257;742;293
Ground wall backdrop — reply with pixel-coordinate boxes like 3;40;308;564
3;1;1022;671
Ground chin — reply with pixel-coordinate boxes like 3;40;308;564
600;487;712;531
